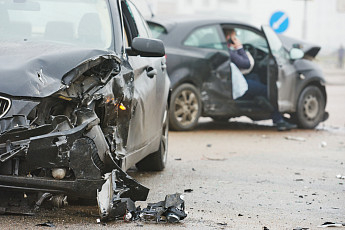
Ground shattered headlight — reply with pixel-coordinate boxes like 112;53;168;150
0;96;11;118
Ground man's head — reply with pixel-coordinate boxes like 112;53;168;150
225;29;237;46
225;29;235;40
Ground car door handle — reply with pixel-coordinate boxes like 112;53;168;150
161;64;167;70
146;67;157;78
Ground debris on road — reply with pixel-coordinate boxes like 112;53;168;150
140;193;187;223
320;141;327;148
35;221;55;227
318;222;345;228
336;174;345;180
97;171;187;223
285;136;306;142
184;189;193;193
203;155;227;161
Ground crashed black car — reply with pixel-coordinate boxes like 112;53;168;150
148;17;328;131
0;0;170;214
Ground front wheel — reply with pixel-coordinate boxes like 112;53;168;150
136;106;168;171
295;85;326;129
169;84;201;131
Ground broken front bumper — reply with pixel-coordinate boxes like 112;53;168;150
0;114;105;199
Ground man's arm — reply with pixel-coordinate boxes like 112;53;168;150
230;48;251;69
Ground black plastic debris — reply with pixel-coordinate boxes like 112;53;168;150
35;221;55;227
184;189;193;193
217;222;227;226
318;222;345;228
140;193;187;223
97;169;149;221
97;170;187;223
293;227;309;230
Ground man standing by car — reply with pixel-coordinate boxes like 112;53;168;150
225;29;297;131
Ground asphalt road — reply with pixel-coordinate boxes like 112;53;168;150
0;68;344;230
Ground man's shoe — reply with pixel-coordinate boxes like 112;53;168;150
275;120;298;131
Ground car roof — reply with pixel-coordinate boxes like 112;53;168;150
148;15;258;33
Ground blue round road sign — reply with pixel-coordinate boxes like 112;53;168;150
270;11;289;34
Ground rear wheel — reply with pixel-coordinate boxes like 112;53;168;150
136;106;168;171
169;84;201;131
295;85;325;129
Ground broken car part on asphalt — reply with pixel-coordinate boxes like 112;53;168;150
97;169;187;223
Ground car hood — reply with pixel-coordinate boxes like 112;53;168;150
278;35;321;58
0;41;115;98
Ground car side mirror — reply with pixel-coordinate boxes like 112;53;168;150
290;48;304;60
127;37;165;57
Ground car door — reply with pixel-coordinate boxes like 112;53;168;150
262;26;298;112
183;24;232;112
120;0;165;155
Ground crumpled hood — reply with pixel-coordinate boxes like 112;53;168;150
0;41;115;98
278;34;321;58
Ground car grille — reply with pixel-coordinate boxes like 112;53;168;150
0;96;11;118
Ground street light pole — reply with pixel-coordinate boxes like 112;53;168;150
294;0;311;40
302;0;308;39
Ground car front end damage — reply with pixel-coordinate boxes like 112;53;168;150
0;52;151;217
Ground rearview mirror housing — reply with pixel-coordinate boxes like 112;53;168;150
290;48;304;60
127;37;165;57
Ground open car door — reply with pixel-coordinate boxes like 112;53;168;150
185;25;233;114
262;25;299;112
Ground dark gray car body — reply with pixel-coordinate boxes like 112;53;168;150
148;17;327;130
0;0;170;204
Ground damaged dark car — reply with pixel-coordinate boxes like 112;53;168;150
0;0;170;217
148;17;328;131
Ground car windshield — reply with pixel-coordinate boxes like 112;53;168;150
0;0;113;49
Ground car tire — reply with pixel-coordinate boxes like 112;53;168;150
295;85;325;129
136;106;169;171
169;83;201;131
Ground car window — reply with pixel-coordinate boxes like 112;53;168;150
184;25;223;50
126;1;151;38
0;0;113;49
262;26;289;60
148;22;167;39
233;28;268;52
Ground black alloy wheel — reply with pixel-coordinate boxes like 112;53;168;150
295;85;326;129
169;83;201;131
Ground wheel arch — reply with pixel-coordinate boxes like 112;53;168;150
294;77;327;112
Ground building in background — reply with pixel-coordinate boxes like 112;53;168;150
134;0;345;56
